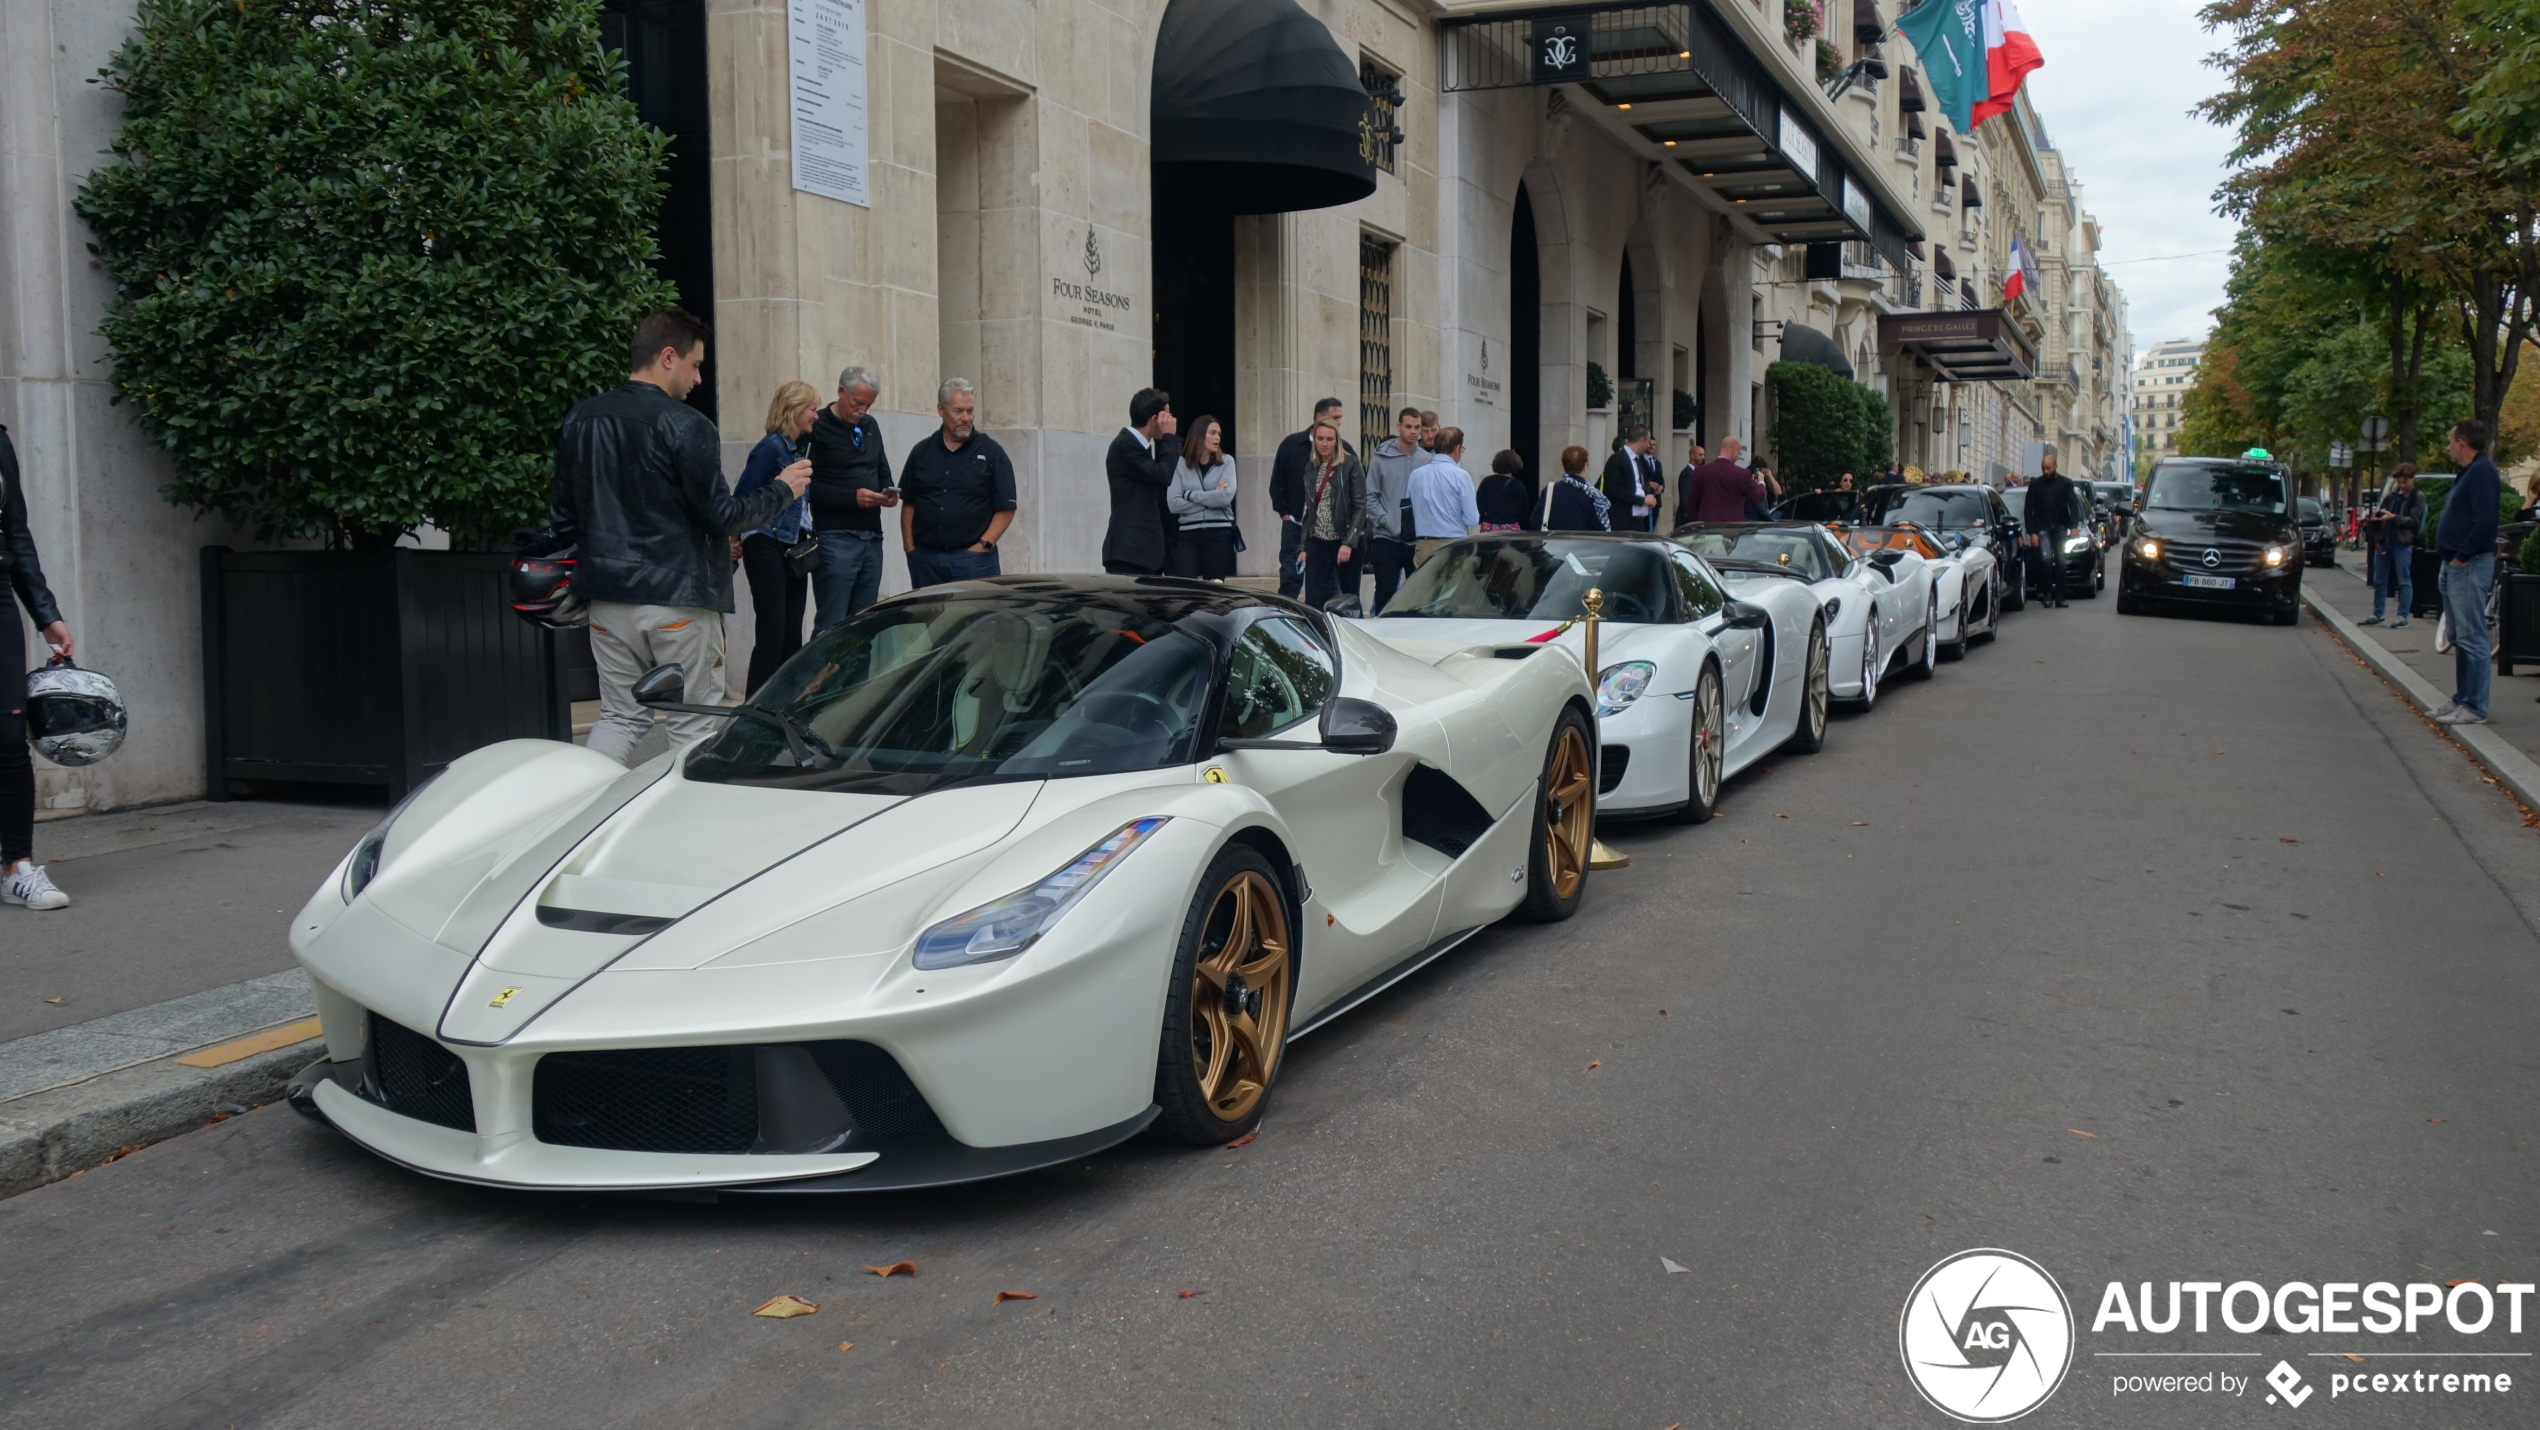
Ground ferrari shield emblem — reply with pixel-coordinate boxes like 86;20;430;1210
1202;767;1229;784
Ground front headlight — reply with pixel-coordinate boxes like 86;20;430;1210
912;817;1169;970
2263;545;2287;567
340;774;440;902
1595;661;1657;717
2060;534;2090;554
2136;538;2162;561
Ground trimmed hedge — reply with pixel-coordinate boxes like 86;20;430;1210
1767;360;1894;488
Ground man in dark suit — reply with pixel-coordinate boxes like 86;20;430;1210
1599;427;1663;531
1270;397;1351;598
1102;388;1181;575
2021;452;2083;608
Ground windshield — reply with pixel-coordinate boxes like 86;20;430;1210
1867;488;1993;530
1381;539;1677;624
685;596;1214;794
1838;526;1941;559
2298;498;2323;522
2146;463;2288;515
1675;528;1838;580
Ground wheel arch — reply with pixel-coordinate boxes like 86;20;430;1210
1219;824;1306;978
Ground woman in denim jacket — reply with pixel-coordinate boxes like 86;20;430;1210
736;381;818;694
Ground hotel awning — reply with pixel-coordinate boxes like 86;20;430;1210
1440;3;1922;267
1879;309;2038;382
1151;0;1378;214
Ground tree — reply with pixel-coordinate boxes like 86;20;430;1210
1766;361;1868;488
1861;390;1896;471
75;0;676;548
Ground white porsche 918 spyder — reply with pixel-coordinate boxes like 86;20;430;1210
1837;522;2002;660
1354;533;1829;823
283;577;1598;1194
1673;522;1938;711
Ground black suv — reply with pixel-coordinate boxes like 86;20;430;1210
2117;458;2303;624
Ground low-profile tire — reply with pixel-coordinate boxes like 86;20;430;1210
1785;622;1830;754
1668;663;1728;822
1852;625;1880;710
1939;598;1970;661
1972;579;2000;643
2274;605;2301;627
2004;565;2026;611
2075;563;2101;598
1152;843;1296;1146
1516;706;1596;922
1904;596;1939;680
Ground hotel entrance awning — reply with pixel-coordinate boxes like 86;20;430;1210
1440;3;1922;268
1878;309;2039;382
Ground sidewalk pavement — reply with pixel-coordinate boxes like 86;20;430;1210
2303;557;2540;812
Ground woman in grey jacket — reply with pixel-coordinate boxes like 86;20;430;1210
1168;415;1238;580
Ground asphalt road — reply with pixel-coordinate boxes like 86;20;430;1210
5;593;2537;1429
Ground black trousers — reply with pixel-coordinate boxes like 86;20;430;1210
1276;516;1304;597
739;534;808;696
1;599;29;864
1303;537;1360;610
1170;526;1237;579
2034;530;2070;603
1368;537;1416;614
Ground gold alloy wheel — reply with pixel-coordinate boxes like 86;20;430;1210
1189;869;1293;1122
1544;725;1594;900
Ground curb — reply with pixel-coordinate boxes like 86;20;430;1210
2301;586;2540;811
0;1036;318;1198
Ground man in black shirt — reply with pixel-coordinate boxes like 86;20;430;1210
2022;452;2083;608
900;378;1017;589
1269;397;1351;598
805;365;897;630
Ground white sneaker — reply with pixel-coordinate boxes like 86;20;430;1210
2431;700;2459;719
2;861;69;911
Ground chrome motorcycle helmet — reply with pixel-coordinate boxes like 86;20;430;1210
24;656;127;767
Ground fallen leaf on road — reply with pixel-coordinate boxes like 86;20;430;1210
994;1291;1037;1304
2447;1279;2479;1288
2427;1117;2445;1123
2068;1129;2097;1138
1659;1009;1668;1016
751;1295;819;1318
1711;812;1725;818
1661;1258;1689;1274
1585;1061;1601;1070
2344;1354;2365;1363
2279;837;2299;844
1225;1131;1258;1149
1775;813;1788;818
838;1342;855;1352
862;1261;917;1278
1851;821;1869;827
1177;1289;1207;1299
43;997;62;1004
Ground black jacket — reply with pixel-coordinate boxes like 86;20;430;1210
1296;454;1369;547
806;406;894;533
1102;428;1183;573
2023;474;2082;532
1;426;63;627
1269;428;1356;519
546;382;789;612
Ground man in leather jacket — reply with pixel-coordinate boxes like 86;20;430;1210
2022;453;2083;608
548;308;810;764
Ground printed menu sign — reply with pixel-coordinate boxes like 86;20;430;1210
789;0;868;207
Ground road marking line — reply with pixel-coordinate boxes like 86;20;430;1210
172;1017;324;1068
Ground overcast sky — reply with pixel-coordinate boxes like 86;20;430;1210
2003;0;2241;364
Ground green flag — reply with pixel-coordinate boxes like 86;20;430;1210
1898;0;1984;133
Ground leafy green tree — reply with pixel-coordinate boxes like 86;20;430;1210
1766;361;1867;488
1861;390;1895;471
75;0;676;548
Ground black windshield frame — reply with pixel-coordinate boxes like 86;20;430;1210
1375;537;1687;624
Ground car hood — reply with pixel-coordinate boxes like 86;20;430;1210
2134;507;2296;542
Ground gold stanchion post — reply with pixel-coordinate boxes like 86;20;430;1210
1580;588;1631;872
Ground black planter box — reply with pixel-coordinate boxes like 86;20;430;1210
2412;549;2444;618
201;547;570;798
2498;572;2540;676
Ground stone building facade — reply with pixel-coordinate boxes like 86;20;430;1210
2131;337;2206;469
2;0;2131;814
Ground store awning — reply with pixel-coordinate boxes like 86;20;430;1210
1879;309;2038;382
1151;0;1377;214
1439;3;1923;268
1779;323;1856;379
1961;175;1982;208
1853;0;1888;45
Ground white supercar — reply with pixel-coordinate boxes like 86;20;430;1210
285;576;1599;1195
1353;532;1830;823
1675;521;1940;711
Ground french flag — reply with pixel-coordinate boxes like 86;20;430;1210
2003;233;2040;303
1969;0;2044;128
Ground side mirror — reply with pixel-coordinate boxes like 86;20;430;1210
1322;594;1366;619
633;664;686;707
1867;549;1905;569
1319;696;1397;755
1723;600;1770;631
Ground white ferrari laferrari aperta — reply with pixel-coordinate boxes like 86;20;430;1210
1357;533;1829;823
285;577;1598;1194
1676;522;1941;710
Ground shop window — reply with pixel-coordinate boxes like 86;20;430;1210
1359;233;1396;457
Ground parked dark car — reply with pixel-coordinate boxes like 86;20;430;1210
1856;483;2028;613
2117;458;2303;624
2297;496;2337;567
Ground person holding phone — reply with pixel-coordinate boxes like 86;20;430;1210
806;364;897;630
735;380;819;695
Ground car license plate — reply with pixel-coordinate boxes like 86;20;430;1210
2182;573;2235;590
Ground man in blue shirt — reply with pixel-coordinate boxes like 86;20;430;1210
2433;419;2500;726
1407;428;1480;566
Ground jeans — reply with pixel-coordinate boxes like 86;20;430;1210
1303;537;1360;610
0;603;29;864
2371;544;2413;620
739;534;807;696
905;545;1001;589
2441;552;2496;715
586;601;726;764
1368;537;1416;614
811;529;884;632
2035;529;2069;602
1277;516;1304;598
